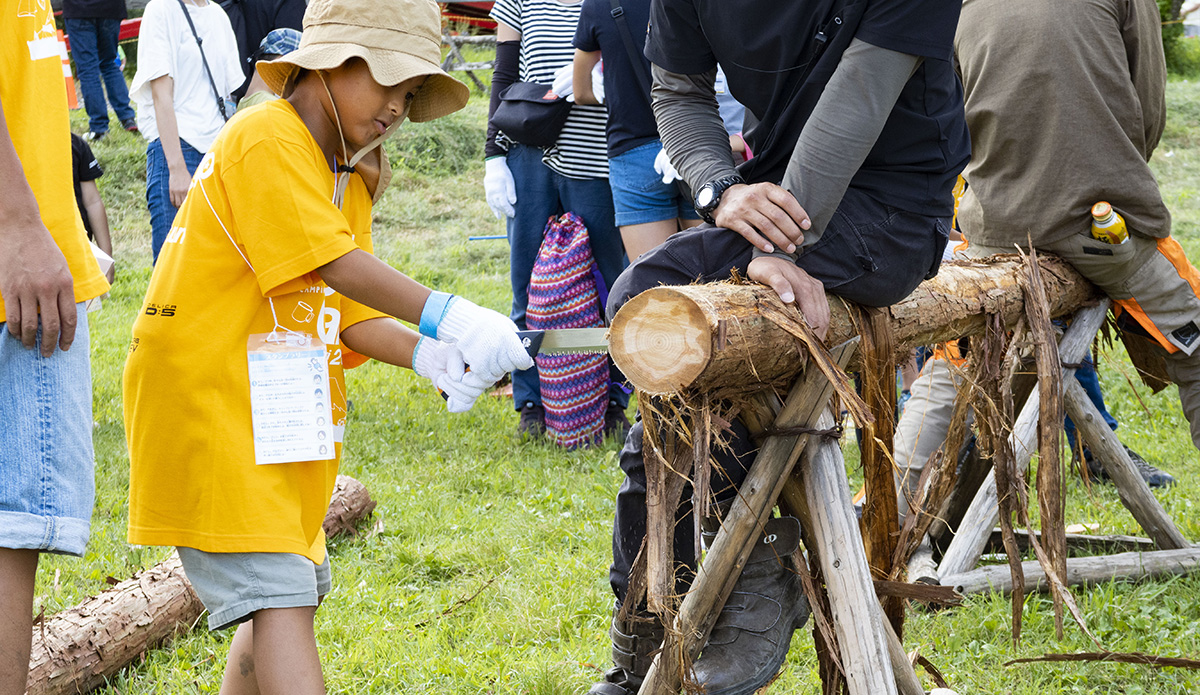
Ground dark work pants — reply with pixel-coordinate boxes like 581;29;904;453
605;185;950;603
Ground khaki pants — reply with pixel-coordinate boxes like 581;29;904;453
971;234;1200;450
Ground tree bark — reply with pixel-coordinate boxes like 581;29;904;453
609;255;1099;396
26;475;376;695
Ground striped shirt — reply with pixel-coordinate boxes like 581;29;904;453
491;0;609;179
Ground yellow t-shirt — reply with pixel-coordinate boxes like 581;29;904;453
0;0;108;322
124;99;388;563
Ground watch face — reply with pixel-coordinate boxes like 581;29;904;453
697;185;716;209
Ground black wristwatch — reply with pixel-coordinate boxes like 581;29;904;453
694;174;746;224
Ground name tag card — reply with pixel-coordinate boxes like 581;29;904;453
247;332;335;464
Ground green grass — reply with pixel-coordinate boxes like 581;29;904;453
45;77;1200;693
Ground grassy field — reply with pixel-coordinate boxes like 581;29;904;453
41;75;1200;693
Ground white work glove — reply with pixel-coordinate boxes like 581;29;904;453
484;157;517;219
412;337;490;413
654;147;681;185
436;297;535;385
551;62;575;100
591;61;605;104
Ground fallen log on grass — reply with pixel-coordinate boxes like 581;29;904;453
609;255;1098;396
942;547;1200;596
985;529;1156;557
26;475;376;695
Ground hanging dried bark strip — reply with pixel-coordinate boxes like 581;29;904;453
1021;247;1068;639
640;397;695;617
973;312;1026;645
849;304;903;637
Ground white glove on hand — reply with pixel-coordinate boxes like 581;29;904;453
654;147;681;185
412;337;489;413
591;61;605;104
551;62;575;101
483;157;517;219
436;298;535;385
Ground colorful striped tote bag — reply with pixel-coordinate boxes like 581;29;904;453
526;212;610;449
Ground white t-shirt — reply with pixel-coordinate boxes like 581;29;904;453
131;0;242;153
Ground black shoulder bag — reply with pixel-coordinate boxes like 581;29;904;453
176;0;232;122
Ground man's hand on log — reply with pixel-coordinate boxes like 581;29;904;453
748;256;829;340
714;182;811;255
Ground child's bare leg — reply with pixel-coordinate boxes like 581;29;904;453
0;549;38;695
222;607;324;695
219;621;259;695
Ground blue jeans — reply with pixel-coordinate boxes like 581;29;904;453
505;144;629;410
1066;355;1119;451
147;138;205;263
0;305;94;556
65;18;135;134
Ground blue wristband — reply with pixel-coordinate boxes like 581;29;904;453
419;292;455;338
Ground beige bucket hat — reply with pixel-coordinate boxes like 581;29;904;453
256;0;469;122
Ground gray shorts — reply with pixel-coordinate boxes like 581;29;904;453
177;547;331;630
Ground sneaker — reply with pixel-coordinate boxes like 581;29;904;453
82;131;106;142
1079;445;1175;488
121;118;139;133
604;400;631;442
517;402;546;438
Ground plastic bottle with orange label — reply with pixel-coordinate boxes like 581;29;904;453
1090;201;1129;244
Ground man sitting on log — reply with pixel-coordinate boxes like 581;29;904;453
897;0;1196;506
586;1;970;693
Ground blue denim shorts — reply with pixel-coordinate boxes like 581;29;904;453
177;547;332;630
0;304;94;556
608;140;697;227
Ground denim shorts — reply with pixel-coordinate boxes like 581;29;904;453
0;304;94;556
608;140;698;227
177;547;332;630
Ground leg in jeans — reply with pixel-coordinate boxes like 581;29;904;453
606;186;950;599
147;139;205;262
1063;356;1119;452
504;144;561;410
95;18;136;124
65;19;110;135
558;173;631;408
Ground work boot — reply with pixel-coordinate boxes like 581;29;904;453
517;402;546;438
1079;445;1175;488
692;516;810;695
587;606;665;695
604;400;632;442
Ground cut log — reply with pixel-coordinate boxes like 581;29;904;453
609;255;1099;396
26;475;376;695
907;539;939;585
936;303;1109;578
943;548;1200;596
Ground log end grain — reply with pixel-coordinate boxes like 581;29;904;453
610;288;711;395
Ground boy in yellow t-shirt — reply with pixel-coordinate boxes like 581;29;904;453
1;0;110;690
123;0;533;691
